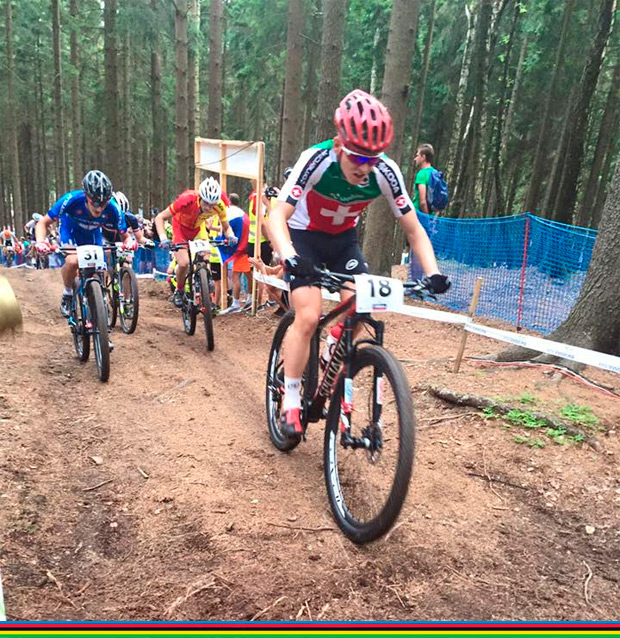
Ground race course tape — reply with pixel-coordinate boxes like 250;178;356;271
465;322;620;375
252;270;620;374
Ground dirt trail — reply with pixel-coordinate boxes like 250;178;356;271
1;268;619;621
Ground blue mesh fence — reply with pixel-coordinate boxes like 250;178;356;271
409;212;598;334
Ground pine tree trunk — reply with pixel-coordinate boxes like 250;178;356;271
6;0;23;229
188;0;199;185
315;0;348;141
592;115;620;227
122;29;132;199
501;35;527;166
104;0;121;184
410;0;436;152
280;0;306;175
151;0;164;210
207;0;223;139
175;0;190;193
35;35;49;210
445;3;474;182
362;0;420;275
577;64;620;226
51;0;68;197
302;0;321;149
70;0;82;186
551;0;614;223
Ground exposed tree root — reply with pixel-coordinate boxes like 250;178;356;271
417;384;602;452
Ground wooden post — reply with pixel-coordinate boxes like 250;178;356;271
219;142;228;310
251;143;264;316
453;276;483;373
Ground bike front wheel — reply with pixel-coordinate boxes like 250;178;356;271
324;345;415;544
71;283;90;362
87;281;110;382
119;266;139;334
196;268;214;351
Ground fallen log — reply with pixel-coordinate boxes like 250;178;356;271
416;384;602;452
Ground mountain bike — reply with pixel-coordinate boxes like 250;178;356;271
170;238;229;352
64;245;111;382
265;268;436;544
103;242;140;334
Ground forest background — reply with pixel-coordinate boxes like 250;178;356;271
1;0;618;251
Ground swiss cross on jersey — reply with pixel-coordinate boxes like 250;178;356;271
305;191;369;233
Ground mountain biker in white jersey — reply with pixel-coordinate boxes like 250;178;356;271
268;89;451;442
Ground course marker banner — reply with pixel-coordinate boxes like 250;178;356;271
465;322;620;374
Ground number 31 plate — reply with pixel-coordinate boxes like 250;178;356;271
354;275;403;313
76;245;106;271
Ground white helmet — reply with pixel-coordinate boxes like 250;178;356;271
198;177;221;205
32;213;43;222
114;191;130;214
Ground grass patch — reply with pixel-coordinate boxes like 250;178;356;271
560;404;599;429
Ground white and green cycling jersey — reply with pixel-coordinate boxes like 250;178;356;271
278;139;414;234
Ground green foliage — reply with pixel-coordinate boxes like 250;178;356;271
560;404;599;428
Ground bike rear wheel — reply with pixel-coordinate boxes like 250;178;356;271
119;266;139;334
323;345;415;544
71;283;90;362
87;281;110;382
265;310;318;452
196;268;214;351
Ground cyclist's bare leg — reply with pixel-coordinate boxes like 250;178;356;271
61;254;79;289
175;248;189;289
284;285;322;378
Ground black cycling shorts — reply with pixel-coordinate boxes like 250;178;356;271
288;228;368;291
246;241;273;265
209;262;222;281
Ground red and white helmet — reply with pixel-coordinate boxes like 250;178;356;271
334;89;394;153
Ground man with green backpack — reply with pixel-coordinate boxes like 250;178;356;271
412;143;449;214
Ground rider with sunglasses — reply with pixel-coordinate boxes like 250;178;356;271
268;89;451;442
35;170;132;318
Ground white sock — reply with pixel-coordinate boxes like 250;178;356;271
63;287;73;296
231;298;240;308
283;377;302;411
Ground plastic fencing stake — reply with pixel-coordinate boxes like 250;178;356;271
453;276;483;373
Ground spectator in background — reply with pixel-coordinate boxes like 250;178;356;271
219;193;250;314
412;143;435;214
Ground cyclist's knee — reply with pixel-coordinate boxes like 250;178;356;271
293;305;320;337
176;253;189;268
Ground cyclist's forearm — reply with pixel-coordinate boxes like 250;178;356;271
35;217;53;242
154;208;172;239
269;203;296;260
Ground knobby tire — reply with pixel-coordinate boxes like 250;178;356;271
119;266;139;334
197;268;214;351
265;310;318;452
323;345;415;544
72;283;90;362
87;281;110;382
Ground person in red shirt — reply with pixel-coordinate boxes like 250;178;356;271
155;177;237;307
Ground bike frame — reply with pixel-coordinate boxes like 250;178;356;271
305;292;386;441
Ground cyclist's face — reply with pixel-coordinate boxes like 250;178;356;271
86;197;108;217
200;199;215;213
335;139;376;185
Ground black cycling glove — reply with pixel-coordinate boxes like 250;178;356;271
284;255;316;278
424;274;451;294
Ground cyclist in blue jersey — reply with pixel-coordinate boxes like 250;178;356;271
268;90;451;441
102;191;150;248
35;170;133;317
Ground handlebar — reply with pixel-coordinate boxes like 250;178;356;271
308;267;438;301
169;237;233;251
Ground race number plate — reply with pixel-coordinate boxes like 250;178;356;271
76;245;106;271
189;239;211;256
354;275;403;313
